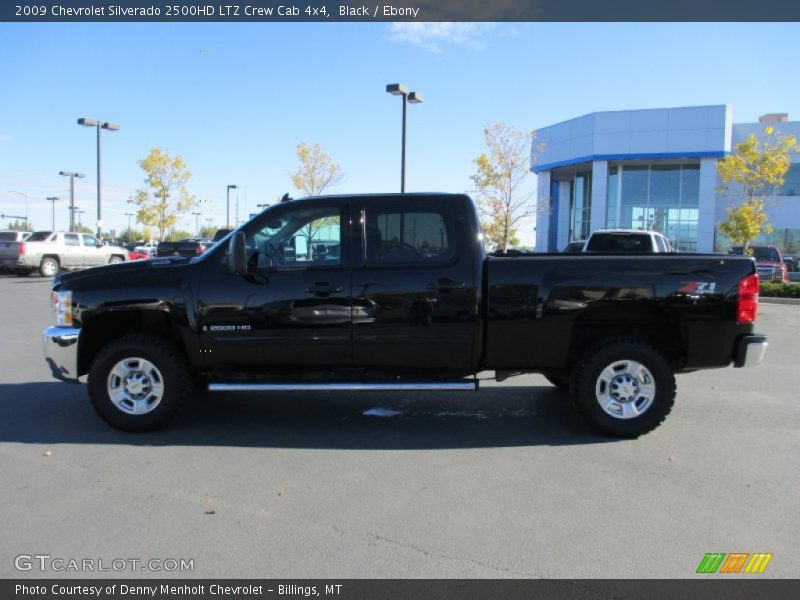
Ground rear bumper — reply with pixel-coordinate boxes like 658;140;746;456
733;334;768;368
43;326;81;382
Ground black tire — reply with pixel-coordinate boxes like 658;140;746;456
15;269;31;277
108;255;125;265
543;372;570;392
39;257;59;277
570;340;675;438
88;334;191;432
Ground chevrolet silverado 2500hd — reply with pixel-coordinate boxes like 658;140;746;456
43;194;767;437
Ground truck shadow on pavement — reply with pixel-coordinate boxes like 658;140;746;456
0;382;617;449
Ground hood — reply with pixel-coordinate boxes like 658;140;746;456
54;255;192;287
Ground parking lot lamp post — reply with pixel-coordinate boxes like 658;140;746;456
385;83;423;193
192;211;202;237
46;197;60;230
77;118;120;238
226;185;238;228
59;171;86;232
8;191;29;222
77;209;86;228
124;212;134;239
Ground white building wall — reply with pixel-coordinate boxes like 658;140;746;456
697;158;718;252
590;160;608;233
535;171;551;252
557;181;571;250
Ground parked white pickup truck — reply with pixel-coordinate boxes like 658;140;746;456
583;229;675;253
0;231;128;277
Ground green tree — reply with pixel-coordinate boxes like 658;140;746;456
199;225;220;239
291;142;343;197
128;147;197;241
4;219;33;231
470;122;543;253
717;127;797;252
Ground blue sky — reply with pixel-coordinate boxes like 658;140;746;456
1;22;799;236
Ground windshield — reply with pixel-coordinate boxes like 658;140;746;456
752;247;781;262
730;246;781;262
0;232;22;241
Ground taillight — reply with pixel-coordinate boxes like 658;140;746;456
195;243;204;254
737;273;759;324
19;242;26;255
782;264;788;283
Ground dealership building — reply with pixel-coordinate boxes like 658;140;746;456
532;105;800;252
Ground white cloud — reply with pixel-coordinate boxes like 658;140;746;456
389;23;494;53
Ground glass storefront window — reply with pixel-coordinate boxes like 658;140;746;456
608;163;700;251
570;172;592;241
606;167;618;228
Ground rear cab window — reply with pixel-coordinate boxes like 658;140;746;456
586;232;652;253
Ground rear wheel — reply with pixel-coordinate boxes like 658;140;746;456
108;255;125;265
571;340;675;438
88;334;191;431
39;257;59;277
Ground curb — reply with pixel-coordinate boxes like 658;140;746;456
760;296;800;306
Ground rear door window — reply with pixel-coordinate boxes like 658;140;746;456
364;203;456;265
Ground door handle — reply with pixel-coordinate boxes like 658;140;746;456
427;279;467;292
305;282;344;296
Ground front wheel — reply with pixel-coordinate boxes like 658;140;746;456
39;257;59;277
88;334;191;431
571;340;675;438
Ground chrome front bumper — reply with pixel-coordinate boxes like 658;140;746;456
733;334;768;368
43;326;81;382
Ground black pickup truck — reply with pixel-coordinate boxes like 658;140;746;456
44;193;766;437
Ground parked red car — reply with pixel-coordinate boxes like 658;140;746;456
127;250;151;261
729;245;788;283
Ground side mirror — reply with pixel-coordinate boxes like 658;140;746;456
226;232;247;274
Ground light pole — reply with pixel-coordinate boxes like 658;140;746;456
77;209;86;228
192;211;202;237
124;212;134;239
386;83;423;193
46;197;60;230
77;117;120;238
226;184;238;228
8;191;29;222
59;171;86;232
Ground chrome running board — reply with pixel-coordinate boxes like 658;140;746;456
208;381;478;392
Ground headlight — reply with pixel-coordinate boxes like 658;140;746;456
51;290;73;327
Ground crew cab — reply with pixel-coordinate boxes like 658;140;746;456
1;231;128;277
43;194;767;437
584;229;674;253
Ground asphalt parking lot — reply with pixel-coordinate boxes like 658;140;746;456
0;272;797;579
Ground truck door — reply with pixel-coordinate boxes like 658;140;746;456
81;234;105;267
351;197;477;370
196;199;353;368
62;233;82;268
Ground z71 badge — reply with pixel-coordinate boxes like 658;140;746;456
677;281;716;294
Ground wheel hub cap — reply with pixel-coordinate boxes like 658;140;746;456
595;359;656;420
107;357;164;415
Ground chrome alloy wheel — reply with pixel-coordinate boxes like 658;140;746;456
595;359;656;420
106;357;165;415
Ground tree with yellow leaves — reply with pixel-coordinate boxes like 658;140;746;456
291;142;343;197
471;122;543;253
128;147;197;241
717;127;797;252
